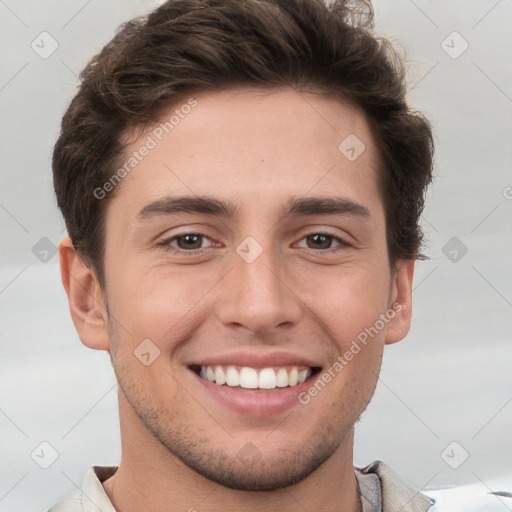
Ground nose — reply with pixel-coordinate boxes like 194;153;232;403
215;242;303;336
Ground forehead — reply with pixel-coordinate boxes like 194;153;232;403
110;86;382;218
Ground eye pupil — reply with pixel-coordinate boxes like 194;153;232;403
307;234;332;249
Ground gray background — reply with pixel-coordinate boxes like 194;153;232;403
1;1;511;511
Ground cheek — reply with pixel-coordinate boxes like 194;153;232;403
299;277;387;418
301;263;391;347
106;265;219;347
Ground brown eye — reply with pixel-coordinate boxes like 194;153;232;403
306;234;334;249
295;232;349;253
159;232;217;254
175;234;204;250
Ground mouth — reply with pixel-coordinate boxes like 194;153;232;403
190;364;322;391
187;351;323;416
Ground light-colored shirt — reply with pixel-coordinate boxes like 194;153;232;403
47;460;511;511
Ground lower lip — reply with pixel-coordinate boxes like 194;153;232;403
192;370;318;417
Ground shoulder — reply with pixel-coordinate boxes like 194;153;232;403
358;460;434;511
359;461;512;512
424;481;512;511
46;490;82;511
46;466;118;512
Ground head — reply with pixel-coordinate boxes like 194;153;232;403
55;0;433;492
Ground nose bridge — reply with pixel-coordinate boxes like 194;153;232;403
216;237;302;333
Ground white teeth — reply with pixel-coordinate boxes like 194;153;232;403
276;368;289;387
258;368;277;389
198;365;313;389
214;366;226;385
298;369;308;384
225;366;240;387
239;367;259;389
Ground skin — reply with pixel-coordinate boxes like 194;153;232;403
60;86;415;512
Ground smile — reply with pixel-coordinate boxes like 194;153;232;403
190;364;322;416
188;351;322;415
198;365;315;390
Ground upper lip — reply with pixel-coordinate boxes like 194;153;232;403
190;350;322;369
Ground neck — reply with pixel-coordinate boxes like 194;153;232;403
103;391;361;512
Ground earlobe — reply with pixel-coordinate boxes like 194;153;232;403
385;259;415;345
59;237;110;351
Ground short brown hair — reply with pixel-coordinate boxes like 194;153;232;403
53;0;434;284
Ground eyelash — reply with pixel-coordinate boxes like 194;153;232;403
157;232;350;255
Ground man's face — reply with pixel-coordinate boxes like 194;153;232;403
99;87;409;490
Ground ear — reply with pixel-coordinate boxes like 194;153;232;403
385;259;415;345
59;237;110;350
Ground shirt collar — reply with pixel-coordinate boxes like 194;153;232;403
358;460;435;512
80;461;435;512
80;466;118;512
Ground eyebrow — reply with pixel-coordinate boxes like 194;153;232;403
137;195;371;221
